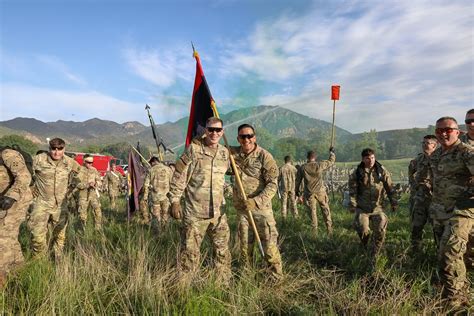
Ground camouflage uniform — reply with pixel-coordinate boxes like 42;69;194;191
348;162;397;259
297;152;336;233
409;152;434;250
279;162;298;219
168;138;231;281
232;144;283;276
104;169;122;209
142;162;172;224
407;158;417;212
429;140;473;306
460;133;474;146
29;152;81;258
76;166;103;230
0;149;33;283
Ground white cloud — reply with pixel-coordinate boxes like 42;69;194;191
36;55;87;86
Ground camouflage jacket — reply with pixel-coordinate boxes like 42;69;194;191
104;170;122;192
169;138;229;219
143;162;172;201
231;144;278;212
408;157;417;192
0;148;33;203
460;133;474;146
348;162;396;213
75;166;102;198
32;152;81;206
297;152;335;196
279;163;297;193
413;152;434;195
430;140;474;220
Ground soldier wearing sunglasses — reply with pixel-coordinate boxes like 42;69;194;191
460;108;474;146
429;116;473;311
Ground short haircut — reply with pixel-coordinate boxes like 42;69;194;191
238;124;255;134
206;117;223;127
49;138;65;148
467;109;474;115
423;135;437;141
361;148;375;157
284;155;291;163
307;151;316;160
149;156;159;164
436;116;458;124
84;154;92;159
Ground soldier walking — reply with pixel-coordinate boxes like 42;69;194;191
279;155;298;219
296;149;335;235
0;147;33;287
76;154;103;230
104;161;122;210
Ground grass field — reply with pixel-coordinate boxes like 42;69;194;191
1;192;471;314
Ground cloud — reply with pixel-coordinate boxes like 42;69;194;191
36;55;87;86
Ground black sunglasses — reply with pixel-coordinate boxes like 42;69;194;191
206;127;223;133
50;146;64;151
465;118;474;124
238;134;255;139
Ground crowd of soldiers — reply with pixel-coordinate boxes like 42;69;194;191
0;109;472;311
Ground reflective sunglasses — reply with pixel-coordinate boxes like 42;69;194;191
238;134;255;139
206;127;223;133
50;146;64;151
465;118;474;124
435;127;459;134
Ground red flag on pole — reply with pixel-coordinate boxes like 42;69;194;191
185;49;215;147
331;85;340;101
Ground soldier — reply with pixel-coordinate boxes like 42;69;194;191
103;161;122;210
296;149;335;234
76;154;103;230
168;117;231;282
348;148;397;264
142;156;172;225
279;155;298;219
407;158;417;212
460;108;474;145
28;138;81;260
0;147;33;287
429;116;473;310
409;135;438;251
231;123;283;277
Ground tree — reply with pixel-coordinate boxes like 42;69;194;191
0;135;39;155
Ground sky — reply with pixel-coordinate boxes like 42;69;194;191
0;0;473;133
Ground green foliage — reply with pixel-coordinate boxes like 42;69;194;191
0;134;39;155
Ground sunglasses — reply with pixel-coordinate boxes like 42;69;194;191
465;119;474;124
50;146;64;151
435;127;459;134
206;127;223;133
238;134;255;139
85;161;93;164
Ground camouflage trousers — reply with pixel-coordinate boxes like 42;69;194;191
108;188;120;209
78;190;102;230
238;209;283;277
354;210;388;258
0;198;29;276
28;199;69;259
434;215;474;304
410;191;432;249
138;197;169;225
305;192;333;234
179;214;231;282
281;190;298;219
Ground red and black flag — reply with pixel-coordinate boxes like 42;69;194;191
185;47;215;147
127;149;147;218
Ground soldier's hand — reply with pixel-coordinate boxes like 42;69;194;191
0;196;16;211
244;198;257;212
170;202;182;219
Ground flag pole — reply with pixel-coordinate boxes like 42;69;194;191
330;99;336;148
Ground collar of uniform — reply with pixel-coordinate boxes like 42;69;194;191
46;152;67;166
440;139;462;155
238;143;259;158
199;140;222;157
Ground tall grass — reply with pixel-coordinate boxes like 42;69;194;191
1;194;469;314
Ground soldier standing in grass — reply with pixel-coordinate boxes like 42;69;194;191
348;148;397;265
168;117;231;282
408;135;438;251
231;123;283;277
142;156;172;226
0;147;33;287
104;161;122;210
429;116;473;311
76;154;103;230
279;155;298;219
28;138;81;260
296;148;335;235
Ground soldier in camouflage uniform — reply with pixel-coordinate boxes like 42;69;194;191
407;158;417;213
296;149;335;234
408;135;438;251
104;162;122;210
76;154;103;230
348;148;397;262
460;108;474;146
0;147;33;287
429;117;473;310
142;156;172;225
28;138;81;259
232;124;283;277
279;155;298;219
168;117;231;282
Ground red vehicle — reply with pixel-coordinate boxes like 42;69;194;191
67;152;125;177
